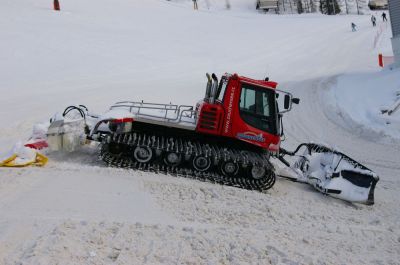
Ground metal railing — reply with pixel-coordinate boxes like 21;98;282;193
110;101;197;124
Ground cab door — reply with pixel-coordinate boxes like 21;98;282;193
226;81;280;149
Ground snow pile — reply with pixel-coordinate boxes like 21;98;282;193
324;68;400;141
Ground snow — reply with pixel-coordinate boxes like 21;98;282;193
324;69;400;141
1;0;400;264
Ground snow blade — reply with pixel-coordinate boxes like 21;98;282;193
279;143;379;205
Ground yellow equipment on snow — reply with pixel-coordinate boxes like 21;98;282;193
0;146;48;167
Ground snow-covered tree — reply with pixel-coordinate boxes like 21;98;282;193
297;0;304;13
320;0;341;14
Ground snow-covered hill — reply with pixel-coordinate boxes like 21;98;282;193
1;0;399;264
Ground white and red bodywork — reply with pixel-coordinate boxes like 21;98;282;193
88;73;288;154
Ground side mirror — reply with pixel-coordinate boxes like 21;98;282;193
277;90;299;114
284;94;291;109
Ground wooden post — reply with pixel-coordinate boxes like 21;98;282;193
54;0;60;11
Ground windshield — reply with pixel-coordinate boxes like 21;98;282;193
239;83;277;134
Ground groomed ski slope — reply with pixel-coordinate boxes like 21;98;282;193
1;0;399;264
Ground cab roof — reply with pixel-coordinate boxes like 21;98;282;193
230;73;278;90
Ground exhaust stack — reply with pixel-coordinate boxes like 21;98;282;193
204;73;212;101
209;73;219;104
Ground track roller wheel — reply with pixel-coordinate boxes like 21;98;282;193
249;164;266;179
133;146;153;163
164;152;182;166
192;155;212;172
220;160;239;177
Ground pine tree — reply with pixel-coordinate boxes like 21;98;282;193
297;0;304;13
330;0;340;14
320;0;340;15
310;0;317;12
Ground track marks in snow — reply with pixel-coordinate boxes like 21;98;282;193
4;210;399;265
1;152;399;264
143;180;277;226
4;220;304;265
140;177;400;265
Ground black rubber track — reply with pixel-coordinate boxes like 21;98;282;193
99;132;276;192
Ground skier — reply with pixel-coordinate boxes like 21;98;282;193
371;15;376;27
225;0;231;9
382;12;387;22
351;23;357;32
193;0;198;10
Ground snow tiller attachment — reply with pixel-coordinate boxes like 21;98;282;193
278;143;379;205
